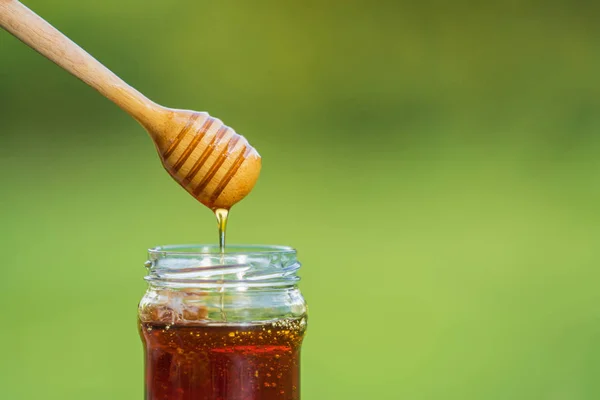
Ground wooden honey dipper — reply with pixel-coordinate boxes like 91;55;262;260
0;0;261;210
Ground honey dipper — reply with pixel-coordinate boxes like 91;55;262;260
0;0;261;210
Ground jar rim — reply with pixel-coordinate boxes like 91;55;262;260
146;244;300;289
148;244;296;256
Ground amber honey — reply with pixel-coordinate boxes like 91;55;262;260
139;318;306;400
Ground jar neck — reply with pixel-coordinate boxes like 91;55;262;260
144;245;301;290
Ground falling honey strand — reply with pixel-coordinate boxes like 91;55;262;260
214;208;229;252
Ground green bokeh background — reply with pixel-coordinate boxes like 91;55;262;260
2;0;600;399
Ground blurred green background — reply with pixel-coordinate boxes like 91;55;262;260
2;0;600;399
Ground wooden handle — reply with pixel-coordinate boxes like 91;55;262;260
0;0;162;126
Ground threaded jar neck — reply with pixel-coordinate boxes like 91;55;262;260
145;245;301;289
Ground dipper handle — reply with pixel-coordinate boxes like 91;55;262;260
0;0;160;126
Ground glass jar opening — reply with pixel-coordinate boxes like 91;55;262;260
145;244;300;289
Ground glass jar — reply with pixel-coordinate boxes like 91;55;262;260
138;245;308;400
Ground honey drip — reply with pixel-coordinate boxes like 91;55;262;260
214;207;229;321
214;207;229;253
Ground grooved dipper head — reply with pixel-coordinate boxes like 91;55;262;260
146;109;261;210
